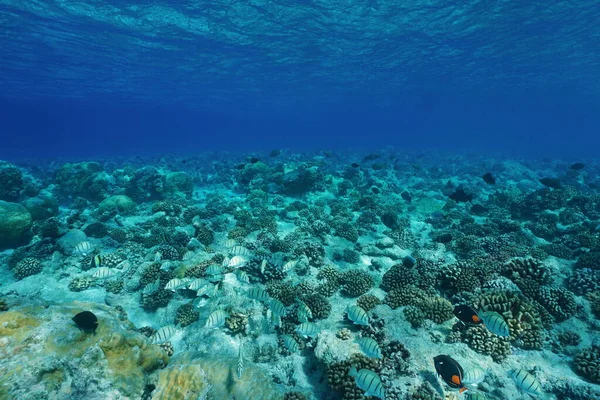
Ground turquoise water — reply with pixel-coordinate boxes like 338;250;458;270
1;1;600;400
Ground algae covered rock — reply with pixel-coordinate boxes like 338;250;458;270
0;200;32;249
99;194;136;215
0;162;24;201
0;301;169;399
22;192;59;221
148;351;285;400
54;162;107;200
165;171;193;196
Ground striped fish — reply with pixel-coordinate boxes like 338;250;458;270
74;241;93;255
151;325;176;344
207;274;224;283
296;322;319;338
143;278;161;295
269;298;286;317
356;337;382;359
509;369;544;397
90;255;102;269
463;366;486;385
235;269;250;283
479;311;510;337
237;340;244;379
349;367;385;399
193;296;208;309
230;246;251;257
154;252;162;262
260;259;267;275
205;264;222;275
115;260;131;270
182;251;195;261
281;334;299;352
282;260;297;273
92;267;115;279
346;305;370;326
228;256;246;268
296;299;313;322
159;261;173;271
205;309;228;328
187;278;207;291
196;282;215;297
221;256;230;267
224;239;237;248
165;278;186;291
206;283;220;298
247;287;270;302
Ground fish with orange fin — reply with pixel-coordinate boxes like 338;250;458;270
453;304;482;325
434;355;467;393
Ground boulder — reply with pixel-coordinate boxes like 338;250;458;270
0;201;32;249
99;195;136;215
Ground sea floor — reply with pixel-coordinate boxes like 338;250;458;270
0;149;599;400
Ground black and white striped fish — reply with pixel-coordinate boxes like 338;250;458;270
356;337;382;359
281;334;299;352
479;311;510;337
92;267;115;279
296;299;313;322
247;287;270;302
509;369;545;398
74;241;93;255
237;339;244;379
346;305;369;326
296;322;319;338
151;325;176;344
205;309;228;328
269;298;286;317
143;278;161;295
349;367;385;399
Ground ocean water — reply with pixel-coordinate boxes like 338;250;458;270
1;1;600;400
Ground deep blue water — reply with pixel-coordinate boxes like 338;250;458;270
0;0;599;159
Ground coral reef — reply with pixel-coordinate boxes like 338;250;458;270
1;151;599;400
174;303;199;327
573;345;600;384
0;200;32;249
340;269;374;297
13;257;43;280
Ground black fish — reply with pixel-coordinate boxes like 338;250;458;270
351;163;360;168
482;172;496;185
363;153;381;162
269;149;281;157
434;355;466;392
381;212;399;230
248;157;260;164
539;177;562;189
236;163;246;170
371;187;381;194
434;233;452;243
453;305;482;324
449;188;473;203
402;255;416;268
72;311;98;333
570;162;585;171
470;204;488;215
401;191;412;202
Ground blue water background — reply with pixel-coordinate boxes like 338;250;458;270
0;1;598;160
